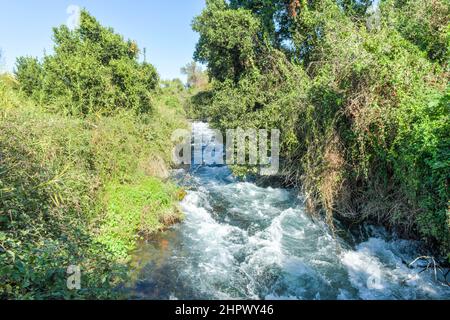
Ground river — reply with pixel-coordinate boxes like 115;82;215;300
127;122;449;300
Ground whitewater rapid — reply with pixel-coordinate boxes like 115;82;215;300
128;122;449;300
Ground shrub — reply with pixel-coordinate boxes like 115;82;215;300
15;10;159;116
14;56;43;98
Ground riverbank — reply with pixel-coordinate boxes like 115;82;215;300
0;74;188;299
190;0;449;257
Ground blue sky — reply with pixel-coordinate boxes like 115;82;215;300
0;0;205;81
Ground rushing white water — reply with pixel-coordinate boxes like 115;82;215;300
128;122;450;300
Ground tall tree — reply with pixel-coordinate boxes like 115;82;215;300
181;61;208;89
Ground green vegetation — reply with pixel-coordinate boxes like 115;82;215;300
15;10;159;115
1;0;448;299
180;61;211;120
98;176;183;259
190;0;450;257
0;10;188;299
181;61;209;90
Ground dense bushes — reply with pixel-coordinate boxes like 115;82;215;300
0;74;187;299
1;78;121;298
393;89;450;251
15;10;158;116
383;0;449;64
1;10;188;299
190;0;449;256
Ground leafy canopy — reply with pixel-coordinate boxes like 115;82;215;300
15;10;159;115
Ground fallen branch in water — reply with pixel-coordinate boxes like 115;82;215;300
408;256;450;286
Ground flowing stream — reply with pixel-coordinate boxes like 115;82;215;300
127;122;449;300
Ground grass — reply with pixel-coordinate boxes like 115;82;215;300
98;176;184;260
